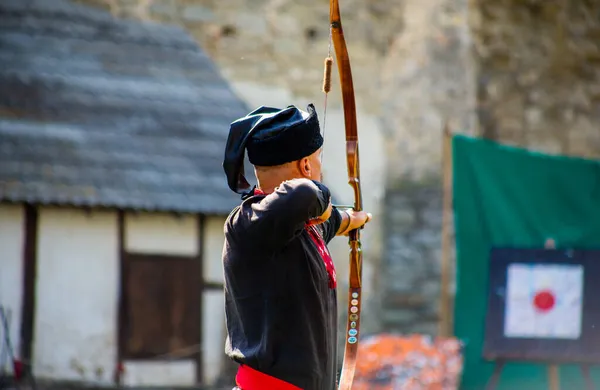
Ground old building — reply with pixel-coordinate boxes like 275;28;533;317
0;0;247;386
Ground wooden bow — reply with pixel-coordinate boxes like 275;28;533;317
322;0;363;388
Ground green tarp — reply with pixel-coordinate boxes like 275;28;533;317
452;135;600;389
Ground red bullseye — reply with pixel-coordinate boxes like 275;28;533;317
533;290;556;312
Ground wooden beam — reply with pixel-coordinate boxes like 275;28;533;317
203;281;225;290
548;364;560;390
438;122;454;337
545;238;561;390
196;214;205;385
20;204;38;374
115;210;126;385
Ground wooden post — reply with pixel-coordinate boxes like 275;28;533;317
439;121;453;337
485;360;505;390
548;365;560;390
581;364;594;390
543;239;561;390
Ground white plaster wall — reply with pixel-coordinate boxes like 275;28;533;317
203;216;227;283
122;212;199;386
34;207;118;384
202;290;225;385
0;204;24;368
124;212;198;256
201;216;227;384
121;361;196;387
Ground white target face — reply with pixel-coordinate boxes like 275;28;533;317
504;263;584;339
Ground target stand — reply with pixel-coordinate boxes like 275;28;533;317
482;247;600;390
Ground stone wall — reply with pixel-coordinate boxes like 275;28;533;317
377;0;476;334
473;0;600;158
382;184;444;335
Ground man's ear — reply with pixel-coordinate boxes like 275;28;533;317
298;157;311;178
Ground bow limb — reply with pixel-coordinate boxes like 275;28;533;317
330;0;362;214
329;1;364;389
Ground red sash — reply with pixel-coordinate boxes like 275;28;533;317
305;224;337;288
236;364;303;390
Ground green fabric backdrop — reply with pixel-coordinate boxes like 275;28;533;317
452;135;600;389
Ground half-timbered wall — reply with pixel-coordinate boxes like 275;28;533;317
0;204;228;386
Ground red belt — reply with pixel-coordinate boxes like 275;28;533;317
236;364;303;390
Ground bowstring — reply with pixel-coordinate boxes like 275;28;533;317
321;27;333;165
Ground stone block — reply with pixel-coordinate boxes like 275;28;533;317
385;273;415;293
422;207;443;228
182;4;214;22
415;322;439;336
149;1;177;18
235;13;267;35
383;292;427;309
389;207;417;227
72;0;111;11
273;39;302;55
381;309;419;325
412;230;441;248
420;280;441;300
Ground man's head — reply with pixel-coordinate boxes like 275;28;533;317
254;147;323;187
223;104;323;194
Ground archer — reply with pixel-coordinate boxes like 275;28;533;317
221;103;372;390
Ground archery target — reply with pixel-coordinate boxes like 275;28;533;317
503;263;584;339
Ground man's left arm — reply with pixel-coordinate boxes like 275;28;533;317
320;206;342;244
320;206;372;244
335;208;372;237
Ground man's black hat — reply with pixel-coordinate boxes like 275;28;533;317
223;103;323;195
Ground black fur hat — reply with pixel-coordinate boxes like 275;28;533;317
223;104;323;195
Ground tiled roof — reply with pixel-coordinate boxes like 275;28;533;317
0;0;249;214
